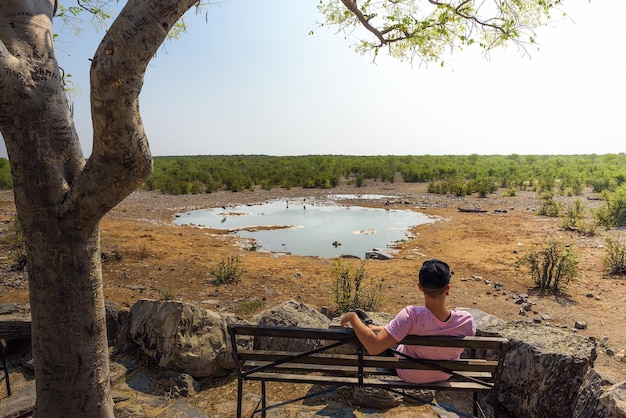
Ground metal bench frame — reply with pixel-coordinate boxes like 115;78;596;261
228;324;509;418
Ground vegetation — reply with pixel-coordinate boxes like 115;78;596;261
0;158;12;189
139;243;151;260
131;154;626;198
537;193;561;217
6;215;26;271
593;185;626;228
209;256;246;285
560;199;596;235
235;299;266;316
156;286;174;301
517;240;580;293
603;235;626;275
331;259;385;314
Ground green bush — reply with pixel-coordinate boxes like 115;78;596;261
560;199;596;235
603;235;626;275
517;239;579;293
502;188;518;197
538;193;561;217
235;299;266;315
210;256;246;284
593;186;626;228
561;199;586;231
331;259;385;314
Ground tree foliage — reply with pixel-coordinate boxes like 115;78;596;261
135;154;626;198
318;0;565;64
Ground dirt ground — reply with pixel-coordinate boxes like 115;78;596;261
1;180;625;396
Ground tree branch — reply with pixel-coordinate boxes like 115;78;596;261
340;0;386;45
66;0;200;222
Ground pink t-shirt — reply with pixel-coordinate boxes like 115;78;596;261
384;306;476;383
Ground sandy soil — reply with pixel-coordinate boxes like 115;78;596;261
1;181;625;393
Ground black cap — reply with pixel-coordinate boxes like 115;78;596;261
419;259;451;289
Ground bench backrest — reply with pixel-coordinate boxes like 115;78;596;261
228;324;509;387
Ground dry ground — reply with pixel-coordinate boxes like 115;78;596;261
1;181;625;412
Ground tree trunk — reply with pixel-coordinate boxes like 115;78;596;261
0;0;199;416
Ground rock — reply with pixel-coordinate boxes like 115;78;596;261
575;321;588;330
252;300;330;352
150;370;199;398
482;321;597;418
456;307;506;332
115;307;137;353
0;303;31;342
0;379;36;417
573;368;617;418
352;385;404;408
105;301;121;346
129;299;241;378
597;381;626;417
365;250;393;260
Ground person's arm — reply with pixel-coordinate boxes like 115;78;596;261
341;312;398;355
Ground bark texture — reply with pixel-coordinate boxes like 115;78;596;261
0;0;199;416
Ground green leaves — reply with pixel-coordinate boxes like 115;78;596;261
318;0;565;63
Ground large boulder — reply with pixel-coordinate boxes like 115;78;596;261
0;303;31;342
251;300;331;352
129;299;241;378
573;368;619;418
482;321;597;418
456;307;506;332
597;381;626;418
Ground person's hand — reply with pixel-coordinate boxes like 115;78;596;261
340;311;357;327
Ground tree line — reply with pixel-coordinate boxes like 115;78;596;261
133;154;626;196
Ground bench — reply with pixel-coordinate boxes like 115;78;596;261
228;324;509;418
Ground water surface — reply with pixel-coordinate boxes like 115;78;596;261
174;196;435;258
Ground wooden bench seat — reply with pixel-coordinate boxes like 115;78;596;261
228;324;509;417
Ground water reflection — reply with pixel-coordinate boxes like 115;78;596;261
174;196;435;258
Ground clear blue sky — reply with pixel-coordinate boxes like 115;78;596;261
3;0;625;157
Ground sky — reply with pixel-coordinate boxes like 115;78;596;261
2;0;625;157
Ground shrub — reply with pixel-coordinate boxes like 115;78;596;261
235;299;266;315
517;239;579;293
537;193;561;217
561;199;597;235
210;256;246;284
156;286;174;300
502;188;518;197
593;186;626;228
331;259;385;314
603;235;626;275
561;199;586;231
139;243;150;260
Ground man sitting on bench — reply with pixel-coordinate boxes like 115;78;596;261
340;259;476;383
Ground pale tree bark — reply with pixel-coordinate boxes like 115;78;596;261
0;0;199;416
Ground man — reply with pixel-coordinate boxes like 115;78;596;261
340;259;476;383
